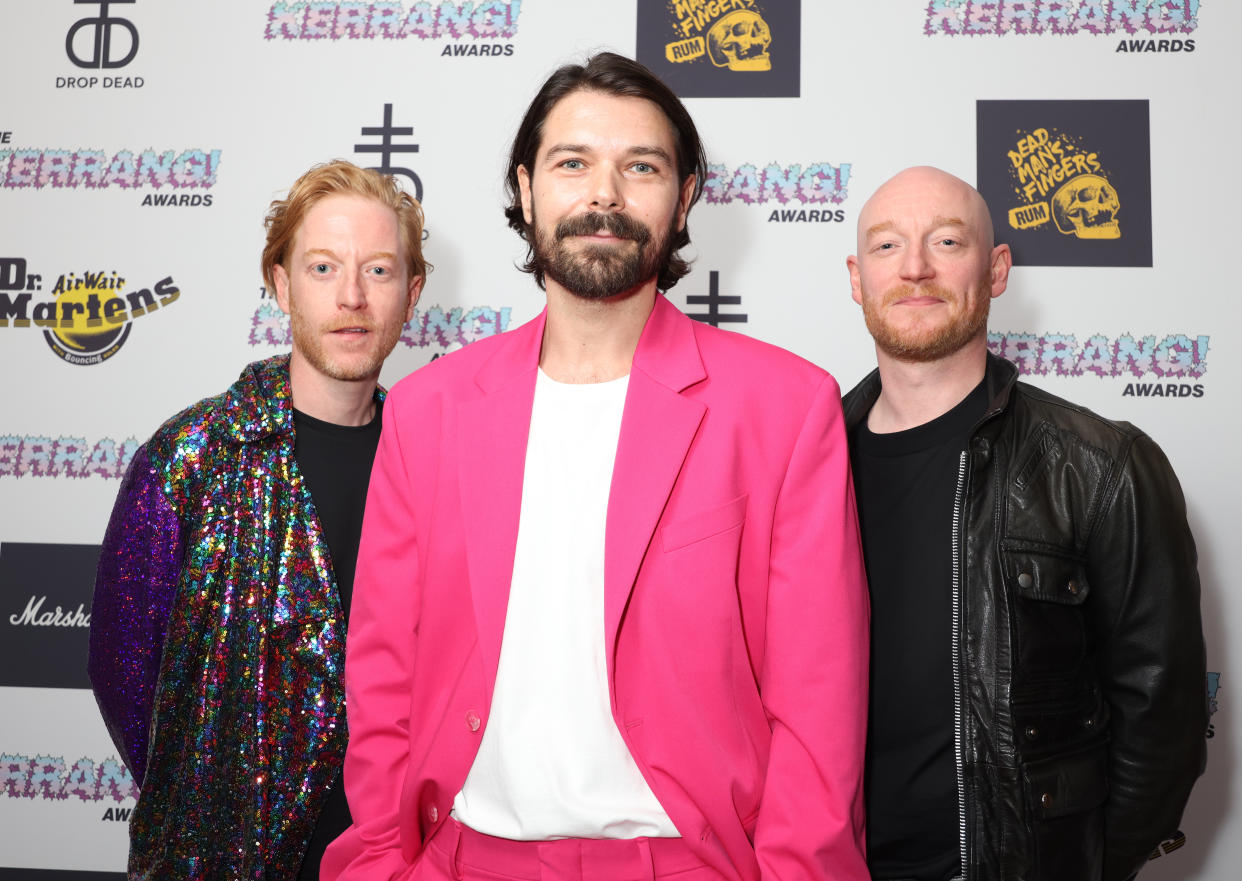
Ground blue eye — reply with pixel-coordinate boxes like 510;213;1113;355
312;263;331;274
561;159;584;170
632;162;654;174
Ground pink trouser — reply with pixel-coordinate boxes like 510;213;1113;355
411;818;729;881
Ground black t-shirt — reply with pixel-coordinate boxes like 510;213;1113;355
850;380;986;881
292;402;383;881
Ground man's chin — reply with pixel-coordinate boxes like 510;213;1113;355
546;260;650;301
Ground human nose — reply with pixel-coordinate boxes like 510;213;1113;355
899;243;933;282
587;164;623;211
338;271;367;309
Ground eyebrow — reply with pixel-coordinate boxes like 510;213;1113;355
543;143;675;165
863;216;969;239
303;248;398;262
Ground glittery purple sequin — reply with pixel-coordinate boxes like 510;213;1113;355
89;356;378;880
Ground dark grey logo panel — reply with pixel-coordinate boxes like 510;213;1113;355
0;542;101;689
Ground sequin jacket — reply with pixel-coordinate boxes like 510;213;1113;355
89;355;381;880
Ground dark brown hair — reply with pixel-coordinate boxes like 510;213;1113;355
503;52;707;291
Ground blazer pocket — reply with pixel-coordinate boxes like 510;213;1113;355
660;493;748;553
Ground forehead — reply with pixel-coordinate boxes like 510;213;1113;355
860;174;983;239
295;194;400;248
537;89;678;158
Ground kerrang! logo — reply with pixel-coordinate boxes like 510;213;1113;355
0;754;137;803
924;0;1199;36
265;1;521;40
986;331;1208;379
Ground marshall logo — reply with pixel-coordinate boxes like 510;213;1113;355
66;0;139;69
9;595;91;628
636;0;800;98
977;100;1152;267
0;543;100;689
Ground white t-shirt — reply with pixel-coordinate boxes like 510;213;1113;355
451;368;679;840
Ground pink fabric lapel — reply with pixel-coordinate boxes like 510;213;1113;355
457;309;546;698
603;297;707;691
457;298;708;700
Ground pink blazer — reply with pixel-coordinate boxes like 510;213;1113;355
322;296;870;881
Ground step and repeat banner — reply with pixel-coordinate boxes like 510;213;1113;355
1;2;1236;878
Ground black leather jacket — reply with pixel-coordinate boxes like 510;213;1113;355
843;354;1206;881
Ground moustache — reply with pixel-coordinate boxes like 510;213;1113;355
882;283;955;306
554;211;652;245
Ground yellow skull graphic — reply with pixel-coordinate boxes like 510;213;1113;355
1051;173;1121;240
707;10;772;72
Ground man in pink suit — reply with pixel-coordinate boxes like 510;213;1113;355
323;53;870;881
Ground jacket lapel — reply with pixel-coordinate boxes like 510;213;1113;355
457;311;545;697
604;297;706;687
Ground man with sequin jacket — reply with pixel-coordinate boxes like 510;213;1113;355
88;160;427;881
843;166;1205;881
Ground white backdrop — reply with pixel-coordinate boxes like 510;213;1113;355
1;1;1236;877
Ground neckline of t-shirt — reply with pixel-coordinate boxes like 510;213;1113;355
293;403;383;436
536;367;631;393
856;378;987;457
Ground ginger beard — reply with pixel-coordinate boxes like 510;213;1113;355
288;290;408;382
531;208;676;299
861;271;992;363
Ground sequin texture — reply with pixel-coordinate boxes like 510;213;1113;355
89;356;381;880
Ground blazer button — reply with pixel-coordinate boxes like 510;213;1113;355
1040;793;1053;809
466;710;482;732
1017;572;1034;589
428;805;439;823
1024;725;1039;741
1067;579;1080;596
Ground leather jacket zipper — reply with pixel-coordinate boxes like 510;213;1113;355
952;450;969;879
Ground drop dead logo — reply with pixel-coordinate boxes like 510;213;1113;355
0;256;180;365
977;100;1151;267
924;0;1198;52
59;0;147;89
636;0;800;98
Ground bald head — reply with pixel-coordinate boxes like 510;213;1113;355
846;165;1012;367
857;166;995;253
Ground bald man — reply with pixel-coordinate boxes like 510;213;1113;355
841;167;1206;881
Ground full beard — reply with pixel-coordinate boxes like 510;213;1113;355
862;279;991;363
532;210;674;299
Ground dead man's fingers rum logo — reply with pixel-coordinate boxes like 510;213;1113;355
977;100;1151;267
637;0;800;98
